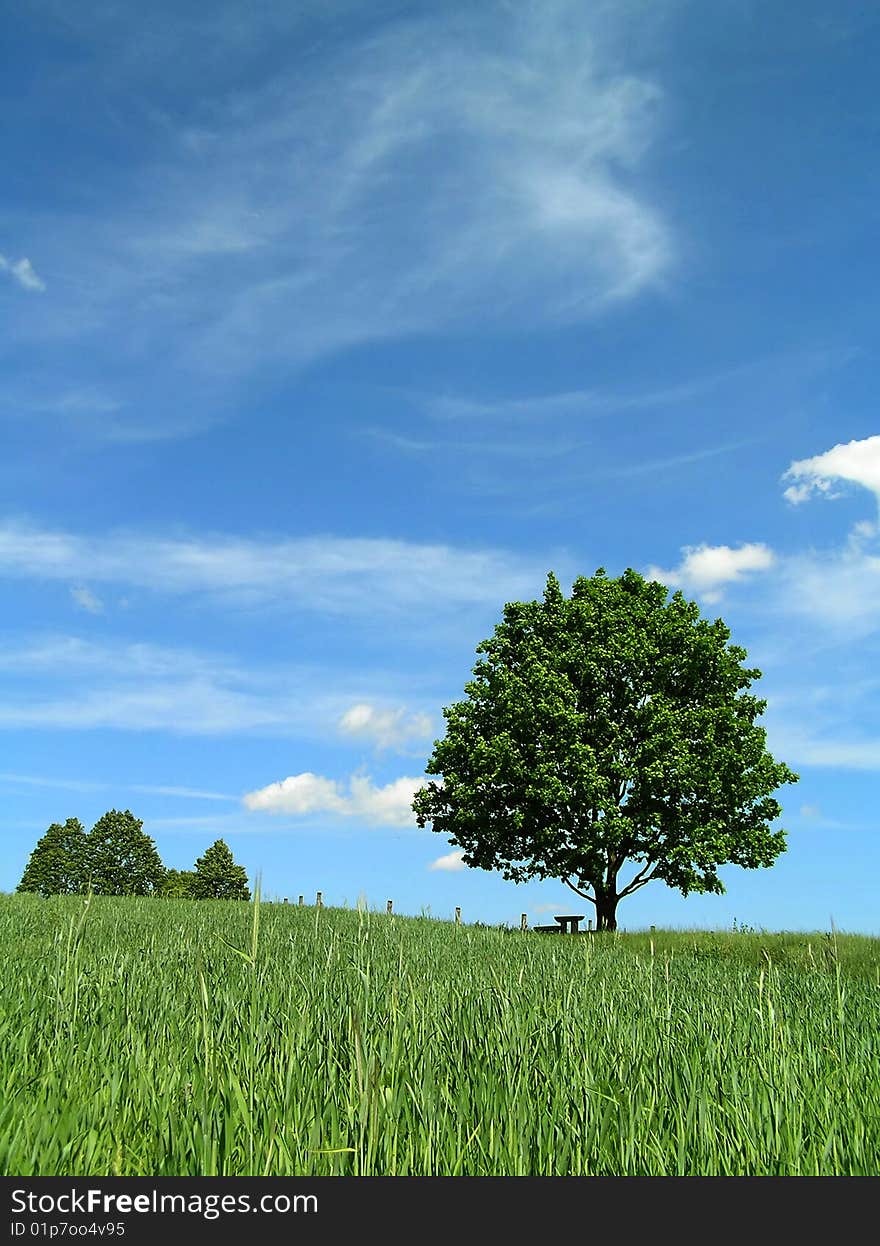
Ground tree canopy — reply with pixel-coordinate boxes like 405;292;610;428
86;809;166;896
412;568;798;931
15;814;252;902
189;839;251;901
17;817;88;897
158;868;197;899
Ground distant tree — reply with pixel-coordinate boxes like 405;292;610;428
190;839;250;900
17;817;88;896
412;569;799;931
87;809;165;896
158;868;197;898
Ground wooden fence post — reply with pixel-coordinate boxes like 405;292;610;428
298;895;304;907
283;897;288;904
455;906;461;925
588;919;593;932
316;891;323;909
387;899;393;914
521;913;528;931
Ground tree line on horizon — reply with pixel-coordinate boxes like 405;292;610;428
15;809;250;901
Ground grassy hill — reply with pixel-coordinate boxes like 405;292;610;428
2;891;878;1175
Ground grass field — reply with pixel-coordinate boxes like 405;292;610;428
1;890;878;1175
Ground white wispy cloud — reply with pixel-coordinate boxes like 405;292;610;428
242;771;426;827
782;434;880;507
0;635;241;680
759;665;880;774
0;771;107;794
361;426;586;460
0;520;569;619
141;812;272;834
0;386;211;446
400;347;857;427
338;702;433;751
130;784;237;801
0;633;436;737
0;254;46;293
603;440;758;479
70;586;104;614
429;849;466;872
787;806;875;831
39;388;124;417
0;685;293;735
766;717;880;772
5;1;672;430
361;428;755;479
771;534;880;634
0;772;236;800
645;542;776;603
360;348;853;509
418;376;749;426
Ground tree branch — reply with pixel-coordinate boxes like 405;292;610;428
620;873;657;897
564;876;597;907
617;862;658;899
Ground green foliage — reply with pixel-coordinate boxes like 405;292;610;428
16;818;88;896
413;568;799;930
15;812;250;903
1;895;877;1176
87;809;165;897
158;868;197;899
189;839;250;901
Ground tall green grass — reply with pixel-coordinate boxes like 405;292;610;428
1;891;878;1175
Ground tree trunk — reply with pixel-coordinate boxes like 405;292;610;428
595;891;619;932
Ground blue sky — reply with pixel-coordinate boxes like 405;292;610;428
3;0;879;933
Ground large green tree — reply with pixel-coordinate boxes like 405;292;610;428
189;839;250;900
87;809;165;896
412;569;798;931
17;817;88;896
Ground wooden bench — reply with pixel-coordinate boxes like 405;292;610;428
534;914;586;934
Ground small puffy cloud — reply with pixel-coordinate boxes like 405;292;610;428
429;849;466;872
0;254;46;293
645;542;776;603
338;702;433;750
242;772;347;816
70;585;104;614
782;478;841;506
782;435;880;507
241;770;426;827
347;774;425;825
